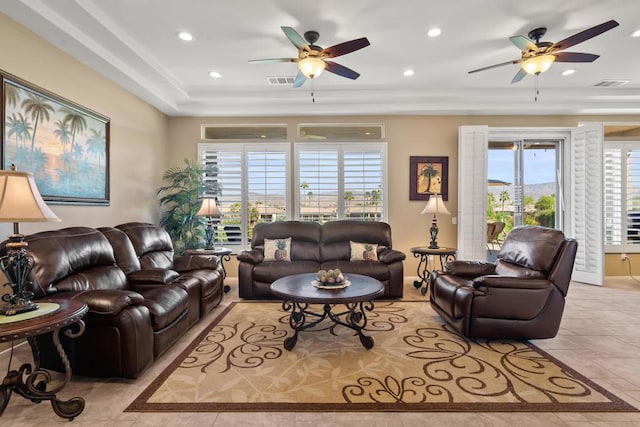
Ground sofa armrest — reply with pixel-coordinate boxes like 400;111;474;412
472;275;552;290
445;260;496;277
173;255;220;272
237;249;264;265
127;268;179;285
377;248;406;264
47;289;144;317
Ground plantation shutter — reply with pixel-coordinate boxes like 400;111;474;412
569;124;603;285
604;147;622;246
201;148;244;245
343;146;385;221
247;149;288;225
457;126;489;260
296;146;339;222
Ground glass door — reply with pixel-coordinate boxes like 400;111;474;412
487;139;561;253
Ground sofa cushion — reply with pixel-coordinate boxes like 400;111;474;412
350;241;379;261
321;260;390;282
264;237;291;261
252;221;321;262
24;227;126;298
116;222;175;269
137;285;189;331
253;261;320;283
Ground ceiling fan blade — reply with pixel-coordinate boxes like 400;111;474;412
510;35;537;52
511;68;527;84
322;37;370;58
553;51;600;63
324;61;361;79
468;59;522;74
281;26;310;51
550;20;619;51
293;70;307;88
248;58;295;64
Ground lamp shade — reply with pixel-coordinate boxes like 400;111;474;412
522;54;556;75
196;198;221;217
0;170;60;223
420;194;451;216
298;57;326;78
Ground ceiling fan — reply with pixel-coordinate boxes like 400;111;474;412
468;20;619;83
249;26;370;87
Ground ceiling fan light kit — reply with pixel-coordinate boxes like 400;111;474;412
250;26;370;87
298;57;326;78
468;19;619;83
522;54;556;75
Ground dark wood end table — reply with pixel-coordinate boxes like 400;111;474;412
0;299;88;420
411;246;457;296
270;273;384;351
186;247;233;293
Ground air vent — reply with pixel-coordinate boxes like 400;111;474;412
267;76;295;85
593;79;631;87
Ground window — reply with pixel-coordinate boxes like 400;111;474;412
604;142;640;251
199;143;290;247
198;139;387;250
295;143;387;222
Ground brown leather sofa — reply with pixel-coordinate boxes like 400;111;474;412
429;226;578;340
238;220;405;299
16;223;224;378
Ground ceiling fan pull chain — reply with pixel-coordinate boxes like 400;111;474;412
311;80;316;103
534;74;540;102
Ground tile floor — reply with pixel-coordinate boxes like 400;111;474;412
2;276;640;426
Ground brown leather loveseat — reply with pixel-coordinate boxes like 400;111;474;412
429;226;578;340
238;220;405;299
15;222;224;378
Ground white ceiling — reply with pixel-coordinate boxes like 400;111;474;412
2;0;640;117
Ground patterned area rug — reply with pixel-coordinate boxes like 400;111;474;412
127;301;636;412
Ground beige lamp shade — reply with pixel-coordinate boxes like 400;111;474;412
420;194;451;216
0;170;60;223
196;198;221;217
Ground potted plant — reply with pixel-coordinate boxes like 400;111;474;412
157;158;219;254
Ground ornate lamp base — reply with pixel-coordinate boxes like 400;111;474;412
0;298;39;316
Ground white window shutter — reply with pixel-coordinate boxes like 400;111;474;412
457;126;489;260
569;124;604;285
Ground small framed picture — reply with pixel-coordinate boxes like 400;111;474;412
409;156;448;201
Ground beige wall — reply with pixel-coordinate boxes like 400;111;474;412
0;13;169;237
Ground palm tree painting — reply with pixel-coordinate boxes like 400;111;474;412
2;77;110;204
410;156;449;201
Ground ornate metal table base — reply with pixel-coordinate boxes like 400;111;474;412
281;299;376;350
411;247;456;296
0;320;86;420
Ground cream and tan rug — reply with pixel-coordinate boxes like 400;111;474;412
127;301;636;412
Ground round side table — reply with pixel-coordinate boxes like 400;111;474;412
410;246;457;296
0;299;88;420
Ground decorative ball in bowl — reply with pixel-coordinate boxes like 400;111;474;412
315;269;345;286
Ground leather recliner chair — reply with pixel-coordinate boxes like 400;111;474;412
429;226;578;340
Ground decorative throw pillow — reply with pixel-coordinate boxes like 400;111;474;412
350;241;379;261
263;237;292;261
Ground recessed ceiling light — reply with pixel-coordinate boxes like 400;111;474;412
208;71;222;78
177;31;193;41
403;69;415;77
427;27;442;38
562;69;576;76
632;29;640;38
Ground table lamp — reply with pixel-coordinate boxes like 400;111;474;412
420;193;451;249
196;197;222;250
0;167;61;315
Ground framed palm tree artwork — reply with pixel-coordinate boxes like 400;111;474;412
1;70;110;205
409;156;448;201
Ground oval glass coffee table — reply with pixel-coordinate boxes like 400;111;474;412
270;273;384;350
